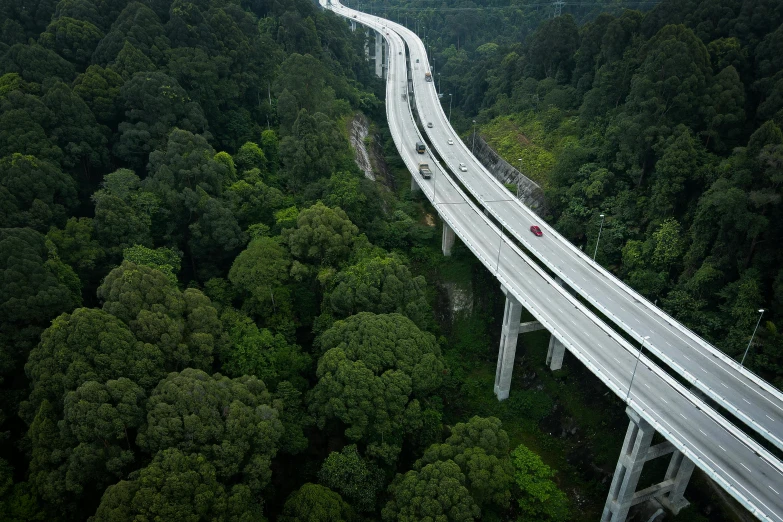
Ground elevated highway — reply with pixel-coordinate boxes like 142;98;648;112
322;3;783;521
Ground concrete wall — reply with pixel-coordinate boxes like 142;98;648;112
468;134;547;215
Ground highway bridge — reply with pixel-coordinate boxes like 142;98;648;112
321;2;783;521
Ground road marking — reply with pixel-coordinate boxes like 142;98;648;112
683;355;691;361
718;445;726;452
699;429;707;436
770;485;780;495
644;383;650;389
679;413;687;420
720;382;728;388
767;415;775;422
743;398;751;404
665;341;672;347
741;463;752;473
660;397;668;404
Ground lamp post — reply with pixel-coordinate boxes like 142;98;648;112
740;309;765;367
593;213;606;261
472;120;477;153
626;335;650;403
438;73;441;94
448;94;453;122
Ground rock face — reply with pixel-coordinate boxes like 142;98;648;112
348;112;375;181
468;134;548;215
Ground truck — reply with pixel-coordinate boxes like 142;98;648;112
418;163;432;179
424;72;432;82
416;141;425;153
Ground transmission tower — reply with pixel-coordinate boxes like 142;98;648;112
552;0;564;17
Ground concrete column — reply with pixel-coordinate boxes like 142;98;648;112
442;222;455;256
383;40;389;79
601;408;656;522
494;286;523;400
659;451;695;514
350;20;356;32
546;276;566;370
375;31;383;78
546;335;565;370
411;174;421;193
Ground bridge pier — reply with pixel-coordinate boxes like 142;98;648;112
602;408;693;522
442;222;455;256
411;174;420;192
375;31;383;78
546;335;565;370
494;285;522;400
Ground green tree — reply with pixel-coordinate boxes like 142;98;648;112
510;444;569;521
381;460;480;522
323;254;431;330
97;261;225;371
39;17;104;66
309;313;444;462
46;217;105;283
72;65;124;126
108;40;156;80
318;444;385;513
0;228;80;378
136;368;284;492
220;308;310;389
283;202;358;266
0;43;74;83
122;245;180;285
91;2;169;66
92;169;156;257
278;110;348;189
280;483;352;522
0;153;77;231
115;73;206;168
92;449;263;522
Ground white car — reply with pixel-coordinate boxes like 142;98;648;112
447;139;454;145
458;163;467;172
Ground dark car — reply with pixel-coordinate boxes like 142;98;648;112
530;225;543;237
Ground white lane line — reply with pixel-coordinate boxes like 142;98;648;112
699;429;708;436
771;485;780;495
719;445;727;452
679;413;687;420
644;383;650;389
683;355;691;361
660;397;668;404
720;381;729;388
767;415;775;422
741;463;752;473
743;398;751;404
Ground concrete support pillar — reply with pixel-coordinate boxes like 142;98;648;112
442;222;455;256
410;174;421;193
350;20;356;32
602;408;656;522
494;286;523;400
659;451;695;514
601;408;693;522
383;40;389;79
375;31;383;78
546;335;565;370
546;276;565;370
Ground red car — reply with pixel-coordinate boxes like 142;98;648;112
530;225;543;237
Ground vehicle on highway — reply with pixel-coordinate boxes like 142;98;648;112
427;122;433;128
398;51;402;55
424;72;432;82
353;14;356;17
418;163;432;179
415;58;419;63
458;162;467;172
416;142;425;153
530;225;543;237
447;139;454;145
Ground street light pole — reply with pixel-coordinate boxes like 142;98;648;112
593;213;606;261
626;335;650;403
472;120;477;153
448;94;452;122
438;73;441;94
740;309;765;367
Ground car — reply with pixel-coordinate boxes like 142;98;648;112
530;225;543;237
427;122;433;128
447;139;454;145
458;162;467;172
353;14;357;18
399;51;402;55
415;58;419;63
